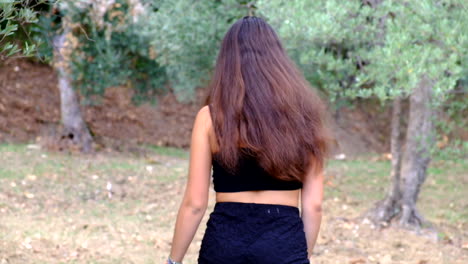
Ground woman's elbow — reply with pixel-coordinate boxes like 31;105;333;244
302;202;322;214
183;198;208;215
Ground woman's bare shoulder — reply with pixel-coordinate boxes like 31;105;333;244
196;105;218;153
196;105;213;128
198;105;210;116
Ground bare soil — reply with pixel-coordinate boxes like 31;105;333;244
0;59;204;149
0;146;466;263
0;59;389;156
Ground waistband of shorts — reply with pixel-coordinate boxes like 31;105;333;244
214;202;299;216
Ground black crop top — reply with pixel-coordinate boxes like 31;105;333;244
212;153;303;192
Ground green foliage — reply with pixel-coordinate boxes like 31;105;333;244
257;0;373;100
142;0;253;101
433;139;468;161
357;0;466;101
5;0;466;115
258;0;467;103
434;83;468;152
258;0;468;156
0;0;54;60
56;0;252;102
58;0;166;103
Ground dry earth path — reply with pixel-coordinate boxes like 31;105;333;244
0;145;467;263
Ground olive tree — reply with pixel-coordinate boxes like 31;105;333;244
142;0;254;100
31;0;251;151
259;0;467;228
0;0;52;60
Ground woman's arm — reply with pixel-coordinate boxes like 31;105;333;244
168;106;213;263
301;162;324;258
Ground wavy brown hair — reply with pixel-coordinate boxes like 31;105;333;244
207;16;332;182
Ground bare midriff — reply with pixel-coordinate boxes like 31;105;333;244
215;189;300;208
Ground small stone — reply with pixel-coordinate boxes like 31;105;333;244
146;165;153;173
381;254;392;264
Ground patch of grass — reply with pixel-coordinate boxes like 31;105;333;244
0;143;27;153
147;145;189;159
30;159;66;175
0;152;70;181
91;160;142;172
325;158;390;206
325;157;468;225
0;168;23;179
419;158;468;225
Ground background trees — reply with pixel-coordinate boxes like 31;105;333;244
2;0;253;150
258;0;467;228
46;0;253;101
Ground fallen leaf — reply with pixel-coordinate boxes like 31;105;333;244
349;258;366;264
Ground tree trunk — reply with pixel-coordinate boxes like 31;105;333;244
366;97;403;224
53;23;93;153
399;75;435;228
366;76;435;229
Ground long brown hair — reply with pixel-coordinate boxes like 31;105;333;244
207;16;332;182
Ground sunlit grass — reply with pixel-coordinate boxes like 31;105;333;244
0;143;28;153
0;143;466;263
324;156;468;225
146;144;189;159
325;158;390;208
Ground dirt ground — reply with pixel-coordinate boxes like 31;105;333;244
0;59;390;156
0;145;467;264
0;59;204;148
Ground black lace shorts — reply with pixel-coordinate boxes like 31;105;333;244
198;202;310;264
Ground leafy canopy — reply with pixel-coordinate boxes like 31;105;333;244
258;0;467;102
0;0;55;60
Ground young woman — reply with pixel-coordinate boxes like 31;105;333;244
166;16;331;264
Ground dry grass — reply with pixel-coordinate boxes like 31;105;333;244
0;144;467;263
